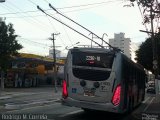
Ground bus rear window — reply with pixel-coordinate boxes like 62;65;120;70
72;51;114;68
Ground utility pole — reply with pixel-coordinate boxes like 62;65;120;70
49;33;60;93
150;3;158;79
0;0;5;94
138;1;159;79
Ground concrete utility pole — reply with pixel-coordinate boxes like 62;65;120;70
50;33;60;93
139;1;159;79
0;0;5;93
150;3;158;79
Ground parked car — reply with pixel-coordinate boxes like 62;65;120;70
147;82;156;93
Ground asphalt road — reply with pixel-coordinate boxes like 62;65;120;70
2;102;131;120
0;87;159;120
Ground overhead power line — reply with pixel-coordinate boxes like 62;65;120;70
1;2;50;33
27;0;37;6
0;0;121;15
43;0;49;4
37;6;104;48
28;0;73;45
8;1;51;32
45;15;67;47
48;3;114;49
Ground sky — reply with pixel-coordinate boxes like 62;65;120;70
0;0;149;57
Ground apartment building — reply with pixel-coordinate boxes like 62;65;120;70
109;32;131;58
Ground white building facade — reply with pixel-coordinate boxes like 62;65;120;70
109;33;131;58
49;49;61;59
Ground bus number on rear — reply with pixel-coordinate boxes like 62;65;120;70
99;82;110;92
86;56;100;61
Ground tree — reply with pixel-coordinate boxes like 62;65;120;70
135;32;160;73
0;20;22;90
129;0;160;77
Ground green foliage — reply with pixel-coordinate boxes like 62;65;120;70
0;20;22;70
20;53;53;61
135;32;160;73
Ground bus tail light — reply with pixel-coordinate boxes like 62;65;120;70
111;84;121;106
62;80;68;99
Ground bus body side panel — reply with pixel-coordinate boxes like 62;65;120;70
120;55;146;112
111;53;128;113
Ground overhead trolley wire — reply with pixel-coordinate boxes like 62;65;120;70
43;0;49;4
18;37;51;48
2;2;50;34
55;15;74;46
46;15;67;47
42;0;70;47
27;0;74;47
37;6;104;48
21;0;54;32
48;4;116;50
0;0;121;16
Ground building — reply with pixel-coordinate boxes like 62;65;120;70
49;49;61;59
109;33;131;58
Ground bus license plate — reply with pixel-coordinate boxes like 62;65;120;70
84;90;95;97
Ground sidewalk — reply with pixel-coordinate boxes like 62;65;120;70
130;94;160;120
0;87;62;111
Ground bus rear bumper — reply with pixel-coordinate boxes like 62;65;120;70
62;97;125;113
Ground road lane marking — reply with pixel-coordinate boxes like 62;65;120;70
5;99;60;110
143;97;155;112
6;102;61;113
142;96;150;103
132;96;151;115
59;109;83;117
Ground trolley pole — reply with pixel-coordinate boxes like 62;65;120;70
89;32;94;48
50;33;60;93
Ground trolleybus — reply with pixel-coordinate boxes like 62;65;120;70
62;47;146;113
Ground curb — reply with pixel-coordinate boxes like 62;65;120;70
0;93;41;100
5;99;60;110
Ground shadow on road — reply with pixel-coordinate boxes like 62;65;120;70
57;110;136;120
